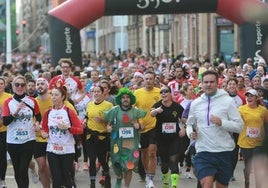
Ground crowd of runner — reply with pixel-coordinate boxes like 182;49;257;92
0;50;268;188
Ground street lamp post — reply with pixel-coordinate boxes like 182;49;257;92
168;14;174;57
6;0;12;64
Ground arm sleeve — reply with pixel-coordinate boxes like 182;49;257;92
35;113;42;122
33;99;41;115
182;102;191;119
3;115;15;126
186;103;196;138
41;110;49;133
33;99;42;122
68;108;83;135
135;108;147;119
221;101;244;133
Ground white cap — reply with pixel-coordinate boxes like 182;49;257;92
245;89;258;97
258;58;266;66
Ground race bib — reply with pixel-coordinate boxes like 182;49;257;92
15;129;29;141
119;127;134;138
246;127;261;138
162;123;176;133
52;143;67;154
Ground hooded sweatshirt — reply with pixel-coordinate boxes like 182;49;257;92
186;89;244;153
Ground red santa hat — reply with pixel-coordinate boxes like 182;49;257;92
134;70;144;79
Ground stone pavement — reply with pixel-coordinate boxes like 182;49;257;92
5;160;250;188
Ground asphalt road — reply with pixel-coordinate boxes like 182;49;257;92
5;159;252;188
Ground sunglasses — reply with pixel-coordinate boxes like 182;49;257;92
160;89;170;94
14;83;26;87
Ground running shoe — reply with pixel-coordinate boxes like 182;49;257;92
229;176;236;181
185;172;193;179
83;162;89;171
146;180;155;188
0;180;7;188
30;169;39;184
99;175;105;186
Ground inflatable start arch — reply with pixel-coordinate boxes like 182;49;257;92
48;0;268;66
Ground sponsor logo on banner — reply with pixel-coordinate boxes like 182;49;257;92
65;27;72;54
254;21;264;65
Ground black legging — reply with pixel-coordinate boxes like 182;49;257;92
158;138;181;174
179;135;190;167
47;152;75;188
7;140;35;188
81;129;88;163
0;132;7;181
86;135;110;184
161;153;179;174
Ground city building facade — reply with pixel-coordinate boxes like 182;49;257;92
16;0;239;63
85;14;238;63
16;0;50;53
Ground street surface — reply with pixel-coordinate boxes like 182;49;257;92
5;159;252;188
